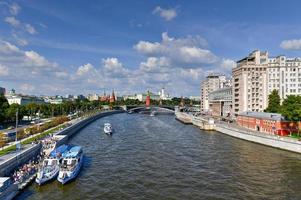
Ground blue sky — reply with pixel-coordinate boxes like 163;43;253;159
1;0;301;97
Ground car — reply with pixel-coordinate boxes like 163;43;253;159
7;126;15;130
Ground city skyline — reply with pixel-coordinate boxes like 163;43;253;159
1;0;301;96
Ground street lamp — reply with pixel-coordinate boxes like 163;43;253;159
15;108;18;144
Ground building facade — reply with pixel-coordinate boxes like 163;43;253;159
200;74;228;111
0;87;5;95
208;87;232;117
232;50;268;115
6;95;45;105
267;56;301;101
237;111;299;136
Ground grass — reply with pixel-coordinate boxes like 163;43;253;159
0;144;17;156
0;124;67;156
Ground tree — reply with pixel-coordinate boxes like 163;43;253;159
0;132;6;148
280;95;301;121
0;94;9;123
265;89;281;113
5;103;25;122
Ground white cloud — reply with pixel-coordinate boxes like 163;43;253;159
5;16;20;27
134;32;217;68
5;16;37;35
102;57;129;77
153;6;177;21
25;23;37;34
0;40;61;80
0;64;9;76
9;3;21;15
280;39;301;50
76;63;96;76
221;58;236;70
102;57;123;70
140;57;170;72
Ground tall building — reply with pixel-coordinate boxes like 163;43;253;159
200;74;228;111
267;56;301;101
232;50;268;115
0;87;5;95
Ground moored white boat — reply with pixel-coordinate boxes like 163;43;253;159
35;145;69;185
104;123;113;135
57;146;83;184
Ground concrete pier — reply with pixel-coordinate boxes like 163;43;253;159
175;112;215;130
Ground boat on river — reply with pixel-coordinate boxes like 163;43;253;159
57;146;83;184
104;123;113;135
35;144;69;185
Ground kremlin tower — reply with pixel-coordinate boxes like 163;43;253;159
145;91;151;107
109;90;116;103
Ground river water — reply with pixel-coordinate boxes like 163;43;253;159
16;113;301;199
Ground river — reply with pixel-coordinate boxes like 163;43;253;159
16;113;301;199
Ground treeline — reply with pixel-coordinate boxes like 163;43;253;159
265;89;301;121
0;95;102;123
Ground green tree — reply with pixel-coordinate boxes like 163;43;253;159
5;103;25;122
280;95;301;121
265;89;281;113
0;94;9;123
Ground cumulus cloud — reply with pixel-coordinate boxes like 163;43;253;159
280;39;301;50
134;32;217;68
140;57;170;73
0;40;63;80
102;57;129;77
153;6;177;21
5;16;20;27
76;63;96;76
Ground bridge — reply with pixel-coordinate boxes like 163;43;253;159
119;105;175;115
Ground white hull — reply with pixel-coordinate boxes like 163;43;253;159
104;123;113;135
57;154;83;185
35;158;60;185
35;168;59;185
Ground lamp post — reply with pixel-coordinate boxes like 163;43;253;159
15;108;18;144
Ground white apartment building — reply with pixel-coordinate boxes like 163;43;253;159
201;74;228;111
267;56;301;100
232;50;268;114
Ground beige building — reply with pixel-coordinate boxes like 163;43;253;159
200;74;228;111
232;50;268;115
267;56;301;101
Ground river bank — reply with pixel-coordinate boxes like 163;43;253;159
0;110;124;200
176;111;301;154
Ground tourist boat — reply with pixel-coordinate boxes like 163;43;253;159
57;146;83;184
104;123;113;135
35;144;69;185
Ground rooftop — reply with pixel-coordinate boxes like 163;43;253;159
238;111;284;121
